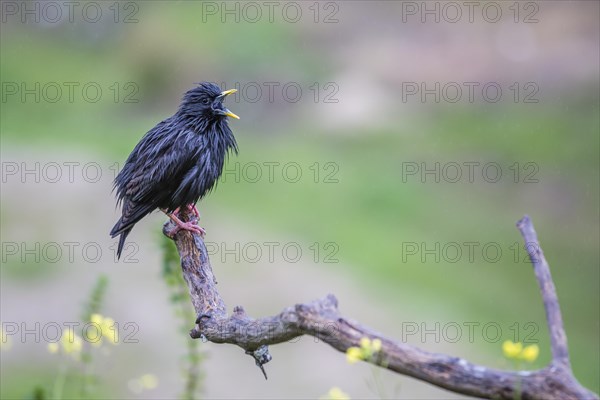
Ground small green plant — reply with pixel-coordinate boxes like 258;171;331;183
44;274;125;399
342;337;398;399
345;337;382;364
502;340;540;399
161;236;205;400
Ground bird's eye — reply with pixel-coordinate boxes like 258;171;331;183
202;98;210;105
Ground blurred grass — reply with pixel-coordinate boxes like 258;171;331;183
0;365;114;400
1;1;598;395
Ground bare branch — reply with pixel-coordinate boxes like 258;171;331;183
164;210;597;399
516;215;570;368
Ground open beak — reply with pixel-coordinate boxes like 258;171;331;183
219;89;237;98
222;108;240;119
217;89;240;119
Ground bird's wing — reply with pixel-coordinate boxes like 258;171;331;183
124;129;202;210
170;150;216;206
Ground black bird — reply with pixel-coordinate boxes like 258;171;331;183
110;82;239;259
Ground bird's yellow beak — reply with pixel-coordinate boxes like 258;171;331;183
223;109;240;119
219;89;240;119
220;89;237;97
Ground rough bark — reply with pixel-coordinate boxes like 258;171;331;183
163;213;597;399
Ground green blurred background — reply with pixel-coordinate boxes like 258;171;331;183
1;1;598;399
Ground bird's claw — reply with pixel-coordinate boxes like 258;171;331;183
188;204;200;218
167;221;206;238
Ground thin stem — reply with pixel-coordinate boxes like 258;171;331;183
516;215;570;368
52;363;67;400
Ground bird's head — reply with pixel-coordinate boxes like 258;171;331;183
179;82;240;121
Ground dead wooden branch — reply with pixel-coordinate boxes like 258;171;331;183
163;211;597;399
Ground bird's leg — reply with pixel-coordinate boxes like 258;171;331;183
188;204;200;218
162;209;206;238
172;205;199;219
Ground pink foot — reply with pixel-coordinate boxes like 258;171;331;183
188;204;200;217
163;208;206;238
167;220;206;238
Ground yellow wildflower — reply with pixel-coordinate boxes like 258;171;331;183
372;339;382;352
346;346;363;364
90;313;103;325
61;331;83;359
102;317;118;345
47;342;59;354
346;337;383;364
321;386;350;400
360;336;382;358
140;374;158;389
519;344;539;362
87;314;118;346
360;337;371;349
128;374;158;394
0;327;11;351
502;340;523;359
503;341;540;363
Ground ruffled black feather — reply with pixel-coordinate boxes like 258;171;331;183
110;83;238;259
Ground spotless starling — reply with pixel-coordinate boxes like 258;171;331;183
110;82;240;259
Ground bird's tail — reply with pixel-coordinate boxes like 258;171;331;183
110;219;133;260
110;199;155;260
